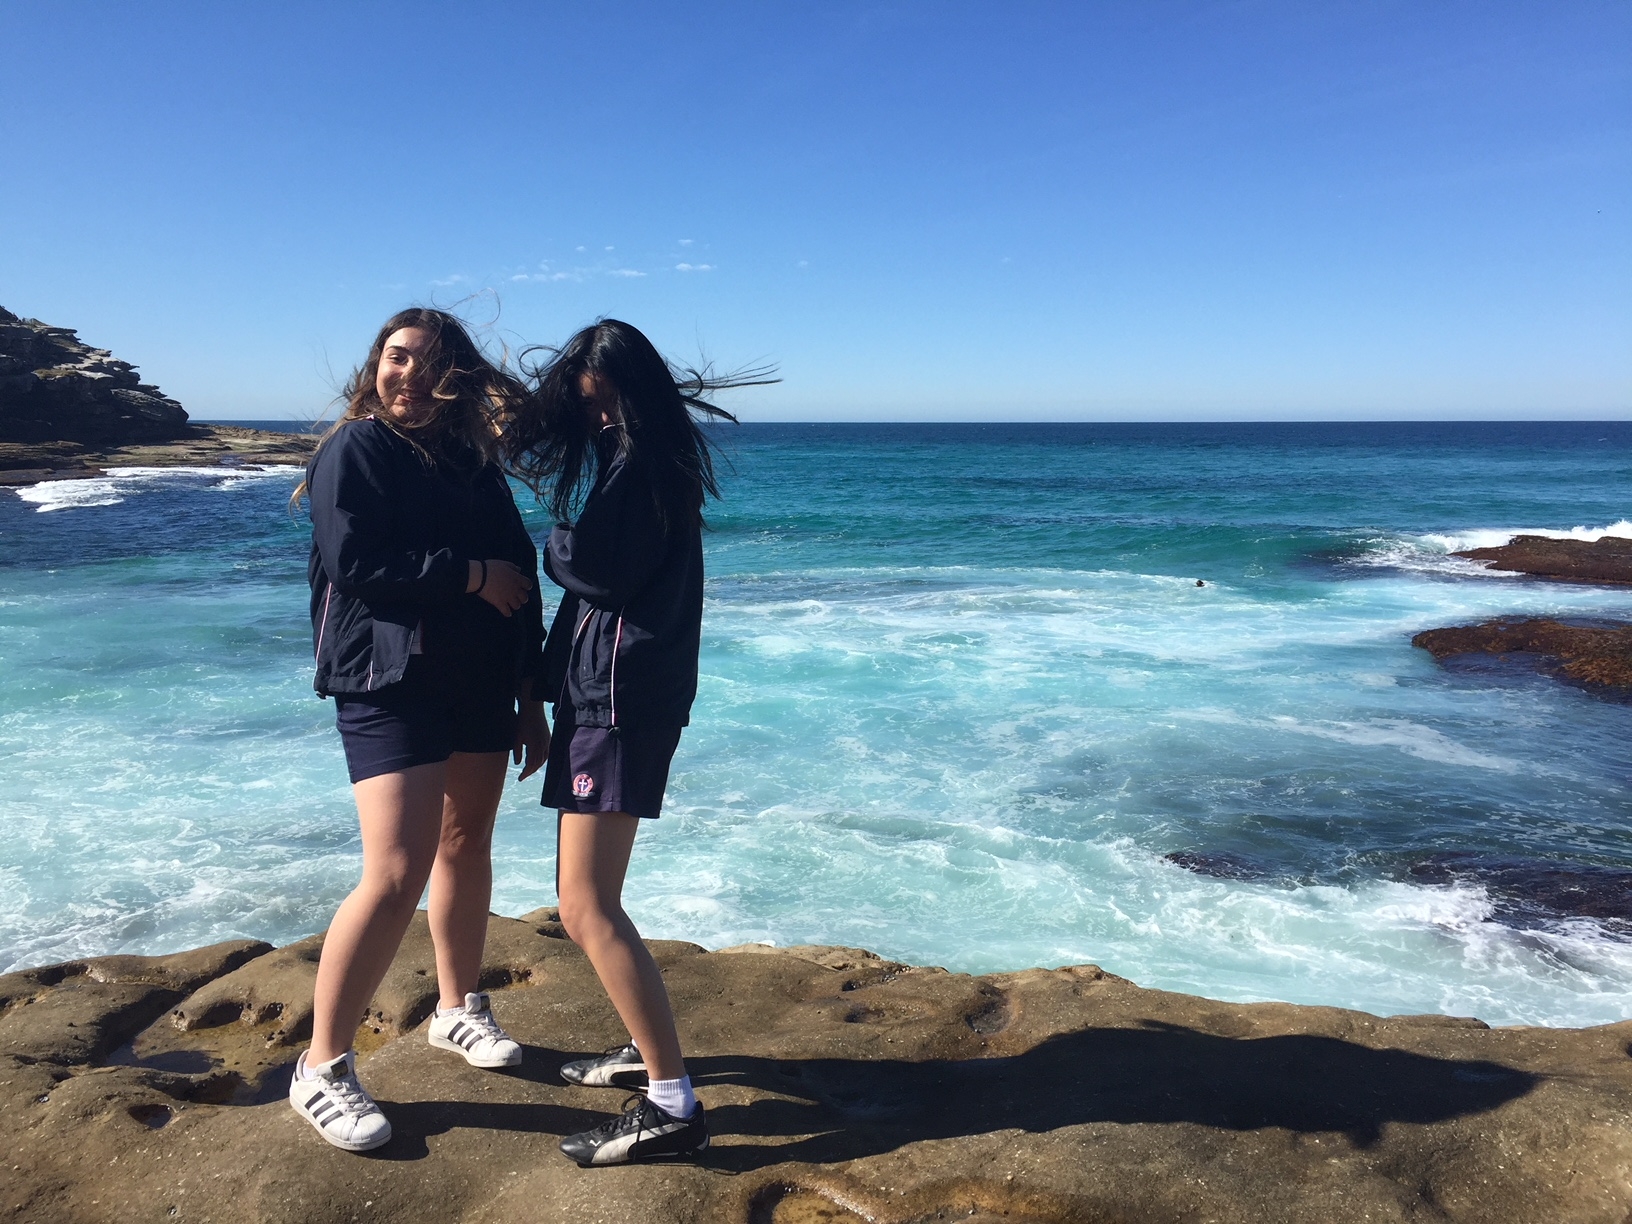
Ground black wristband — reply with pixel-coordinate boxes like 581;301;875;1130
476;559;488;594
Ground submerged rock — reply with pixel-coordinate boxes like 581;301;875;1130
1407;853;1632;924
1412;617;1632;692
2;914;1631;1222
1454;534;1632;585
0;305;189;444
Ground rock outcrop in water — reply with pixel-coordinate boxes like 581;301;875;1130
0;306;317;481
1412;617;1632;693
3;914;1631;1223
0;306;189;444
1454;535;1632;585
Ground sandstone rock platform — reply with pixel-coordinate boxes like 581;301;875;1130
1454;535;1632;586
1413;617;1632;693
3;913;1630;1223
0;422;319;485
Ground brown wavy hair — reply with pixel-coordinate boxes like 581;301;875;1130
292;308;526;508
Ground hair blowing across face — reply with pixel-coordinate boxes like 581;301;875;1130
292;308;527;508
505;319;776;531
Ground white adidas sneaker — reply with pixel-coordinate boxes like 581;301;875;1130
427;991;522;1068
289;1050;392;1152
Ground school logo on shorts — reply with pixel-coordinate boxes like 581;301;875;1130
572;772;596;798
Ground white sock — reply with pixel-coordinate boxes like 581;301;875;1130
295;1053;319;1081
437;992;478;1017
646;1074;696;1118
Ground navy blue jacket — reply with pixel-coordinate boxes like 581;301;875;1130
541;452;703;728
307;417;546;697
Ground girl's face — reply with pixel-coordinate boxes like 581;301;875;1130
578;370;618;429
376;326;435;420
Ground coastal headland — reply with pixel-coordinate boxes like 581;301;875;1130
3;917;1630;1223
0;304;315;484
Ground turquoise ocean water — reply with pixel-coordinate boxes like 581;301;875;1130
1;422;1629;1027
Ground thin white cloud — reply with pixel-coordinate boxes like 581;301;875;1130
609;269;646;278
678;238;694;246
675;262;714;272
431;273;469;287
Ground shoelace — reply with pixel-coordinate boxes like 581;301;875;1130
320;1071;377;1119
590;1094;653;1140
463;1008;508;1043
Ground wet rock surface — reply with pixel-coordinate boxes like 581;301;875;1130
1407;853;1632;926
1454;534;1632;585
1412;617;1632;692
2;914;1631;1223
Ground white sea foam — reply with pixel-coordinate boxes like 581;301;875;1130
1351;520;1632;578
1422;521;1632;552
13;464;301;513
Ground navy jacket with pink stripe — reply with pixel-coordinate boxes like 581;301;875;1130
541;450;703;729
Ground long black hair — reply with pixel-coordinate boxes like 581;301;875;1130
506;319;776;530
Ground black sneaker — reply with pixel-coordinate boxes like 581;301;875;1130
559;1042;647;1088
559;1095;708;1167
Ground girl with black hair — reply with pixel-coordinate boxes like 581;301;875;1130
293;309;549;1152
506;318;772;1166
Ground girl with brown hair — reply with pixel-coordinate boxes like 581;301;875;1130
292;308;548;1151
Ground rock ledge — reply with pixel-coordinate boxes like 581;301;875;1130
3;914;1631;1223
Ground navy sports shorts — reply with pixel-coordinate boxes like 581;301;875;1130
541;713;682;821
334;659;518;784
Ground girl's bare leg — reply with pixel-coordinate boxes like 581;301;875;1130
555;811;686;1082
428;750;508;1009
309;762;446;1064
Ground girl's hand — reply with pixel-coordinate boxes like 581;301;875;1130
469;559;533;616
513;700;549;780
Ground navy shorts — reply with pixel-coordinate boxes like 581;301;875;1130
334;660;518;784
541;714;682;821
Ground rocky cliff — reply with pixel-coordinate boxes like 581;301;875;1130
2;915;1630;1223
0;306;189;444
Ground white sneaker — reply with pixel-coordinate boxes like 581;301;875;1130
289;1050;392;1152
427;991;522;1068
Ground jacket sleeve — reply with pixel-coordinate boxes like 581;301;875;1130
544;457;668;609
309;424;468;605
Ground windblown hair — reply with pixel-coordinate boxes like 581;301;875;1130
506;319;776;531
292;308;526;508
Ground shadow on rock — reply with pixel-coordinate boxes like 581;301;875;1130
693;1021;1536;1169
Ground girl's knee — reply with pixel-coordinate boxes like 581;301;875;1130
437;823;494;866
556;891;622;945
360;858;433;912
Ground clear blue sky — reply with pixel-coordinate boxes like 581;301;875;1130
1;2;1627;420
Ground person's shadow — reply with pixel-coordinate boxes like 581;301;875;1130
364;1023;1535;1165
689;1020;1536;1170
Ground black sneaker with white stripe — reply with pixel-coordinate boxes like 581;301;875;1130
559;1041;647;1088
559;1094;708;1167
